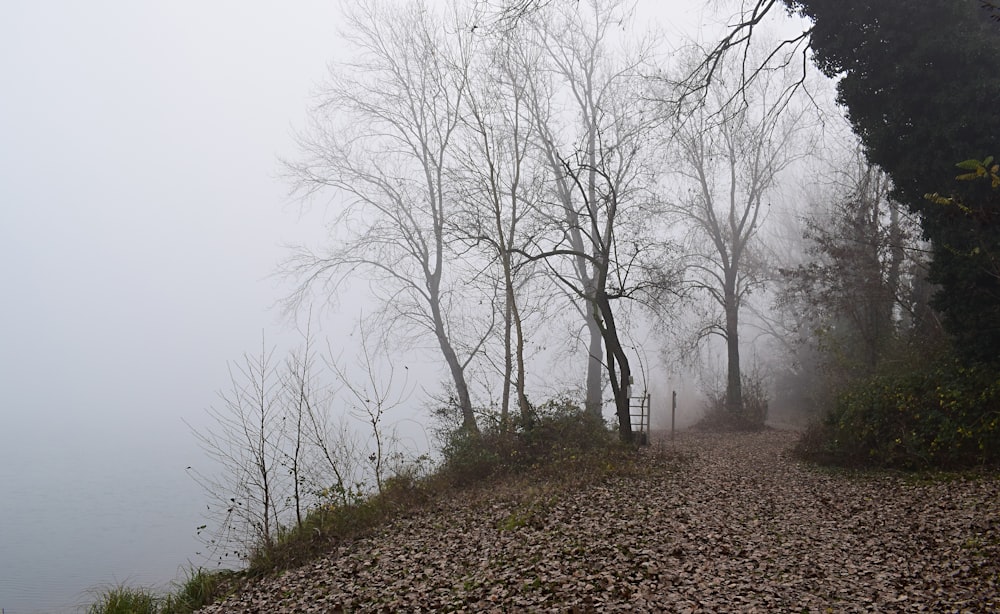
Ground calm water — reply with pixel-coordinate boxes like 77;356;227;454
0;433;214;614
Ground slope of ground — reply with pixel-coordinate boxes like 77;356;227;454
200;430;999;612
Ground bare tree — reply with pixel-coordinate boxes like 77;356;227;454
780;150;938;375
190;320;417;560
282;323;315;529
189;337;289;561
283;325;365;510
281;314;371;521
517;0;666;439
467;0;557;31
326;323;412;495
284;0;486;435
667;1;813;116
670;51;809;414
451;26;545;428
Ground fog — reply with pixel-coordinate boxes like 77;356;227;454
0;1;808;610
0;0;723;461
1;2;348;610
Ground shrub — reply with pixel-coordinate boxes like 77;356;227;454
694;372;770;432
437;427;506;487
437;397;620;487
522;398;614;454
795;358;1000;469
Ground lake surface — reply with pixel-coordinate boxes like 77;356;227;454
0;431;217;614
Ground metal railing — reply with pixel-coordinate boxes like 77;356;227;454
629;390;651;445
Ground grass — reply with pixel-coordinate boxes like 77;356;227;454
161;567;239;613
86;585;158;614
85;567;237;614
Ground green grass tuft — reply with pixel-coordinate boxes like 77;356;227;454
161;566;238;613
85;567;237;614
86;585;159;614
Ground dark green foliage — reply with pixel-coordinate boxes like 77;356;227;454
785;0;1000;363
795;359;1000;469
925;175;1000;359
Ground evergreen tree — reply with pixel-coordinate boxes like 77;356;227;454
785;0;1000;362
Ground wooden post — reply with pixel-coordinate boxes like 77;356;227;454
671;390;677;442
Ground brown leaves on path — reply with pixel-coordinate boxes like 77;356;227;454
201;430;1000;612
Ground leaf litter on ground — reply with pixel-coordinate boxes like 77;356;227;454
200;430;1000;612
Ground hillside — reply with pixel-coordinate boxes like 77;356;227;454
200;430;999;612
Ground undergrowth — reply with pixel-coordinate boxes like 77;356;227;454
694;372;770;432
438;398;622;486
248;399;632;574
794;358;1000;470
87;398;640;611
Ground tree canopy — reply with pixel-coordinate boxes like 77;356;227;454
784;0;1000;362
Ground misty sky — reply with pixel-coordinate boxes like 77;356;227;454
1;2;348;461
0;0;730;464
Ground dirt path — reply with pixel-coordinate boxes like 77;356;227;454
202;430;1000;612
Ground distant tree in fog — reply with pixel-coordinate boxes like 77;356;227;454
669;48;810;414
778;150;939;379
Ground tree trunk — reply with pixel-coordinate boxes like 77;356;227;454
595;292;633;442
430;296;478;435
512;286;531;423
583;112;605;419
440;336;477;434
724;289;743;414
501;282;513;430
610;344;633;443
584;306;604;418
